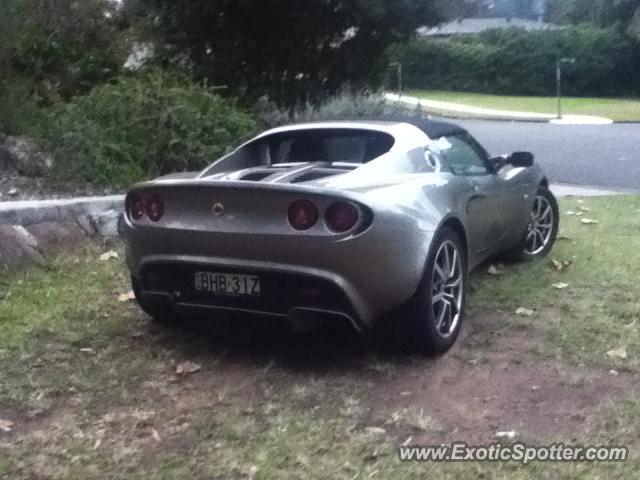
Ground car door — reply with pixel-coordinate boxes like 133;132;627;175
432;132;524;255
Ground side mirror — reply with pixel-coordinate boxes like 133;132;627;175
507;151;534;168
488;152;534;173
488;154;507;173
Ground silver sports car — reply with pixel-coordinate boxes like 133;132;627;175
124;118;558;353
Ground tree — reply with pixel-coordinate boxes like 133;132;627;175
546;0;640;34
2;0;123;101
135;0;441;107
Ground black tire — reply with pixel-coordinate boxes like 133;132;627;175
391;227;467;355
503;186;559;262
131;276;174;323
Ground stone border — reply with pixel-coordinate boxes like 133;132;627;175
0;195;124;271
0;195;124;235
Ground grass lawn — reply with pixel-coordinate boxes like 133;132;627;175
1;195;639;479
407;90;640;121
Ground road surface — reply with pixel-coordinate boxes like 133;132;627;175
448;119;639;191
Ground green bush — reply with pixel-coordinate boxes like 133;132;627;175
41;70;256;188
255;91;413;129
390;25;640;97
0;74;45;136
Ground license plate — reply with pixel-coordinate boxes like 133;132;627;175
194;271;261;296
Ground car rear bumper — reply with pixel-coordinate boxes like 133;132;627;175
124;213;435;329
132;260;364;331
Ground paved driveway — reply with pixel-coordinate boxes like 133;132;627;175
449;120;640;191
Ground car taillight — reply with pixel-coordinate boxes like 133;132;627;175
325;201;358;233
146;196;165;222
288;200;318;230
127;193;145;221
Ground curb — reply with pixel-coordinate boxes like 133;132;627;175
384;93;614;125
550;184;634;198
0;195;125;271
0;194;124;227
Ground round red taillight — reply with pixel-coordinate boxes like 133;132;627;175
146;196;164;222
127;193;145;221
325;201;359;233
288;200;318;231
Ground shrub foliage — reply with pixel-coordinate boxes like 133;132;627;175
390;25;640;97
42;70;256;188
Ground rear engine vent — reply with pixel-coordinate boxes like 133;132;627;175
292;168;350;183
240;170;278;181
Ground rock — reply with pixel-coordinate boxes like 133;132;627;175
0;135;53;177
27;221;85;249
12;225;39;249
92;209;122;237
76;213;97;236
0;225;45;270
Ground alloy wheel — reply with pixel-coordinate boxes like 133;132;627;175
431;240;463;338
525;195;554;255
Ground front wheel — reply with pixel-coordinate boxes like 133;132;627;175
391;227;466;355
504;186;559;261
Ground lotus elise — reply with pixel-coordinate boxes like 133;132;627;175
124;118;558;353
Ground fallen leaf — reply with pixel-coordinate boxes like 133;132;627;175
152;428;161;442
487;263;505;276
99;250;119;261
552;282;569;290
400;391;412;397
531;385;540;391
609;369;619;376
565;211;576;216
578;206;591;212
495;430;517;439
551;259;572;272
79;347;94;353
0;419;14;432
556;235;572;241
401;436;413;446
575;211;584;217
606;347;628;360
118;291;135;302
365;427;386;435
176;361;201;375
516;307;535;316
363;450;380;463
580;218;599;225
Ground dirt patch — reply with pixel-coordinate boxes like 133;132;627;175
369;312;640;444
3;310;639;477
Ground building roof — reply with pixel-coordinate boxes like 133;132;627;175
419;17;560;36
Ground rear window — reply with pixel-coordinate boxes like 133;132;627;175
263;129;394;164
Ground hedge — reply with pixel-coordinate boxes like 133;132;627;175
389;25;640;97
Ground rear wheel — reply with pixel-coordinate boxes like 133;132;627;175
392;227;466;355
504;186;559;261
